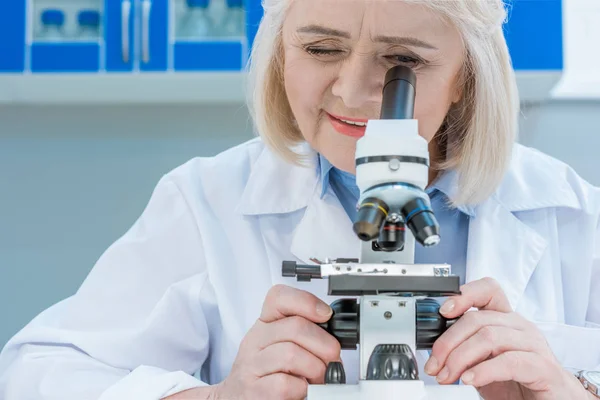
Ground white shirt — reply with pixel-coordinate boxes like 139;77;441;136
1;138;599;399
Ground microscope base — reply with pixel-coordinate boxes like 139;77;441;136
308;380;480;400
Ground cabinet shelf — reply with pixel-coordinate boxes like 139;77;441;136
0;72;247;104
0;70;562;105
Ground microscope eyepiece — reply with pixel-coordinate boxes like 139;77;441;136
380;66;417;120
353;197;390;242
401;198;440;247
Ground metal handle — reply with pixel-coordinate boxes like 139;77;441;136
121;0;131;63
141;0;152;63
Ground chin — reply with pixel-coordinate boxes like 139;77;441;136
324;139;358;174
306;118;360;172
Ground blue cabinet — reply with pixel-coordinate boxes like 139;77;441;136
0;0;563;74
140;0;168;71
503;0;563;71
106;0;135;71
1;0;259;74
30;4;101;72
0;2;26;72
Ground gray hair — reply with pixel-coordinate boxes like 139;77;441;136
247;0;519;206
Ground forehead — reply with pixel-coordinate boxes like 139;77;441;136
285;0;452;39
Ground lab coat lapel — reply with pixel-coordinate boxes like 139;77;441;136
290;188;361;266
465;195;547;311
236;143;360;288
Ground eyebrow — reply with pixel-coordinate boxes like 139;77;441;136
296;25;438;50
297;25;352;39
372;35;438;50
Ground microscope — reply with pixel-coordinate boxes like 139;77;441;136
281;66;479;399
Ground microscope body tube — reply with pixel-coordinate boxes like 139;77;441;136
380;66;417;120
354;65;440;251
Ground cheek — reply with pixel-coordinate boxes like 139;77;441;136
283;52;331;137
413;75;456;142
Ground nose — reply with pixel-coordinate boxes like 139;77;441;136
331;54;383;111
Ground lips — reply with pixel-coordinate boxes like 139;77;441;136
326;112;369;138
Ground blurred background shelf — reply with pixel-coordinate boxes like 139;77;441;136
0;0;565;104
0;71;570;105
0;72;247;104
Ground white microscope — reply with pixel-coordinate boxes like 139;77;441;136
282;66;479;399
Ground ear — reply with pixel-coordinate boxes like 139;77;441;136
452;85;463;104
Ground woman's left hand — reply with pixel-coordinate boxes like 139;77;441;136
424;277;590;400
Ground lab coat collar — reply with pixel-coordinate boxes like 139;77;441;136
493;145;581;213
237;142;581;217
235;142;320;215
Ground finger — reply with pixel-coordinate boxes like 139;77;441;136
254;373;308;400
427;310;527;375
439;277;512;319
459;351;563;392
252;316;342;365
260;284;332;323
252;342;327;384
434;326;545;384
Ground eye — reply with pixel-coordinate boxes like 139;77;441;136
388;55;423;67
304;47;343;57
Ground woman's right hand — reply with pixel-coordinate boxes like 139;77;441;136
211;284;342;400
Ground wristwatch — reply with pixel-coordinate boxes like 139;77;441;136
577;370;600;398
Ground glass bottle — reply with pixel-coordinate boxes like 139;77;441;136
77;10;101;40
221;0;243;37
178;0;213;39
39;9;66;40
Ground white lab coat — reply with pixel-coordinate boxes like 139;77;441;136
0;137;599;400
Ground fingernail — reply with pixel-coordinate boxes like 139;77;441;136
436;367;449;383
424;356;438;375
440;300;455;315
316;302;332;316
461;371;474;384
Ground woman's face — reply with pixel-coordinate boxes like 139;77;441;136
282;0;465;173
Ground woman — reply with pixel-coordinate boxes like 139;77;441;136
1;0;599;399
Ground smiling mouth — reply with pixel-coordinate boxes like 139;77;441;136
334;118;367;127
326;112;370;138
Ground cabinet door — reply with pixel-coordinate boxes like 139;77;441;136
29;0;102;72
0;2;26;72
139;0;168;71
504;0;563;71
245;0;262;56
106;0;135;71
171;0;244;71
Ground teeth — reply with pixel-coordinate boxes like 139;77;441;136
339;119;367;127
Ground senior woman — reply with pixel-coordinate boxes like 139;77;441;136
1;0;599;399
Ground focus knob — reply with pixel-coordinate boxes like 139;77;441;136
366;344;418;381
324;361;346;384
416;298;456;349
318;299;359;349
